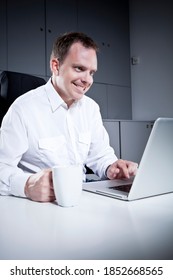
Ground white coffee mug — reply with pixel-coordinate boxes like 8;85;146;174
52;164;83;207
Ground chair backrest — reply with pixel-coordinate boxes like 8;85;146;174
0;71;46;124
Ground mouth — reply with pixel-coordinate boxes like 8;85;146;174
73;82;87;93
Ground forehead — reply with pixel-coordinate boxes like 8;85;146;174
66;42;97;70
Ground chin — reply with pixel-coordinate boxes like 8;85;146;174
76;93;84;100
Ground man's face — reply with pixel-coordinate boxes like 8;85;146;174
54;42;97;106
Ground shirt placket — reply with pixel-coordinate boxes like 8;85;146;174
66;109;81;164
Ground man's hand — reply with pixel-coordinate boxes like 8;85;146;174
106;159;138;180
25;169;56;202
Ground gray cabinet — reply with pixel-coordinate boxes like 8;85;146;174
2;0;132;120
77;0;130;86
7;0;45;76
103;120;120;158
103;120;154;164
6;0;78;77
120;121;154;163
86;83;107;119
5;0;130;83
87;83;132;120
78;0;131;119
107;85;132;119
45;0;78;76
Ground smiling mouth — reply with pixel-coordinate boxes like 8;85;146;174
73;82;87;92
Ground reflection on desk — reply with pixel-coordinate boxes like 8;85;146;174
0;190;173;260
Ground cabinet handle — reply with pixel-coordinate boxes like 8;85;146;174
101;42;110;47
40;27;43;32
146;124;153;129
48;29;51;33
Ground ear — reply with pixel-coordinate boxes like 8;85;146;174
50;58;59;75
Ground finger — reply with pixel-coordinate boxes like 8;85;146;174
42;169;54;188
107;166;120;179
40;188;56;202
116;161;130;178
126;161;138;176
107;161;129;179
48;170;54;187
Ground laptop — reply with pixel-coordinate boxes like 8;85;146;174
83;118;173;201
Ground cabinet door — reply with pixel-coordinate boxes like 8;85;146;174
7;0;45;76
107;85;132;119
77;0;130;86
103;120;120;158
86;83;107;119
120;121;153;163
46;0;78;76
0;0;7;70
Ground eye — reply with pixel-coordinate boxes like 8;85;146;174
74;66;83;72
90;71;96;77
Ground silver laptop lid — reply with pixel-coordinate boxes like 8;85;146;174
128;118;173;200
83;118;173;201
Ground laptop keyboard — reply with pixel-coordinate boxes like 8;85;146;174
109;184;132;193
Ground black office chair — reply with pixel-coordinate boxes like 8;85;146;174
0;71;46;125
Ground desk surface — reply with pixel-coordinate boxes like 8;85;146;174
0;190;173;260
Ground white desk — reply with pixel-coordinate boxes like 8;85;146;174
0;191;173;260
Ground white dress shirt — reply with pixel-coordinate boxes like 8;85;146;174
0;78;117;197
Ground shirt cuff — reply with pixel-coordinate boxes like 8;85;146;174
10;173;32;198
100;158;118;180
105;165;111;178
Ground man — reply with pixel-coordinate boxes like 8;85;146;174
0;32;138;202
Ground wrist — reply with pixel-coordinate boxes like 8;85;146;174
24;175;33;198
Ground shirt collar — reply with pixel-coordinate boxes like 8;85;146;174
44;78;66;111
45;78;83;111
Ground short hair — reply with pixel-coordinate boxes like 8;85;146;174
50;31;99;64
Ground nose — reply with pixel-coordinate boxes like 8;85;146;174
82;71;93;85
